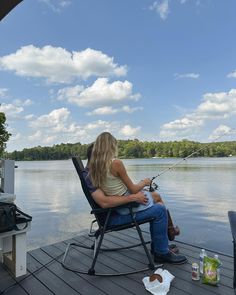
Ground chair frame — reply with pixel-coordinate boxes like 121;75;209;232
61;156;158;276
228;211;236;289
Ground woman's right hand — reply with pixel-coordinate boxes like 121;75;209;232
133;191;148;204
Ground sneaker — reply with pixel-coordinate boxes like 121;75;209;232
154;251;187;265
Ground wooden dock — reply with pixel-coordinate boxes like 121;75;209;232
0;228;234;294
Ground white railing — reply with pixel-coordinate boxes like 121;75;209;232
0;159;31;277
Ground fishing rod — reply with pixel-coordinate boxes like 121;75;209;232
149;127;236;192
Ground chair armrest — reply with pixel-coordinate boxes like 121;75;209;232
91;201;139;214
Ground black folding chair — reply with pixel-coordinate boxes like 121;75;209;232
61;156;157;276
228;211;236;289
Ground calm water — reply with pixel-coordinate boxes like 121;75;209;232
14;157;236;255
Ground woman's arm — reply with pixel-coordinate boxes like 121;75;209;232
111;159;151;193
92;189;148;208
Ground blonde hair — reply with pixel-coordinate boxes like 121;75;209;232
89;132;118;188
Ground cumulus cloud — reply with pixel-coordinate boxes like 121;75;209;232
120;125;141;137
197;89;236;119
0;45;127;84
209;125;232;140
160;88;236;139
87;106;118;116
0;103;24;119
20;106;141;148
149;0;170;20
160;116;203;139
57;78;140;107
30;107;70;130
174;73;200;79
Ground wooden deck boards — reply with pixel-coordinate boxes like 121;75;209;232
0;229;234;295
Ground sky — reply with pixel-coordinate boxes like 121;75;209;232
0;0;236;152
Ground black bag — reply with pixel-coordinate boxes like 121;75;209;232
0;201;32;233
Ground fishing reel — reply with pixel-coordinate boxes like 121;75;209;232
149;180;158;192
143;177;158;192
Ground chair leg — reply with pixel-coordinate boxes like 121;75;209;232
88;211;112;275
132;217;155;270
88;232;105;275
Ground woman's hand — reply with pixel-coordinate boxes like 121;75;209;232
132;191;148;204
140;178;151;187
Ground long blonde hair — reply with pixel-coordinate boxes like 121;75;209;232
89;132;118;188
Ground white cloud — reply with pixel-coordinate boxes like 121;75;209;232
87;105;143;116
28;130;43;141
28;130;57;145
30;108;70;129
160;88;236;139
161;117;203;131
150;0;170;20
57;78;140;107
25;114;35;120
6;103;143;150
122;105;143;113
174;73;200;79
197;89;236;119
39;0;71;13
0;88;8;98
87;106;118;116
0;45;127;84
120;125;141;137
9;132;22;141
13;99;33;107
209;125;232;140
0;103;23;119
227;70;236;79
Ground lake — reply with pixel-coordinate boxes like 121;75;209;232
14;157;236;255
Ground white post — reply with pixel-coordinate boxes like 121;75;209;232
14;233;27;277
1;160;15;194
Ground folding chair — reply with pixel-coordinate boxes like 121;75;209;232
61;156;157;276
228;211;236;289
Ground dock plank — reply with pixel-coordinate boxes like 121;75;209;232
0;229;234;295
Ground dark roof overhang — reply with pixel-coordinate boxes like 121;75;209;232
0;0;23;21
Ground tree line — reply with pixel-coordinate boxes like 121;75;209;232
4;139;236;161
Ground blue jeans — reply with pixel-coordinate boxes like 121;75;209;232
108;203;169;255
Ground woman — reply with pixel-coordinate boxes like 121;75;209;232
89;132;180;241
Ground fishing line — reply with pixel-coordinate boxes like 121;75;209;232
149;127;236;191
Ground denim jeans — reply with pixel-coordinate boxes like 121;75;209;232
108;203;169;255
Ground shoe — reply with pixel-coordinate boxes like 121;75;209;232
168;225;180;241
154;251;187;265
151;243;179;254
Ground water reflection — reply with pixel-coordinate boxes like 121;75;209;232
14;158;236;254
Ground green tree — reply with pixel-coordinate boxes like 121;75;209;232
0;111;11;156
